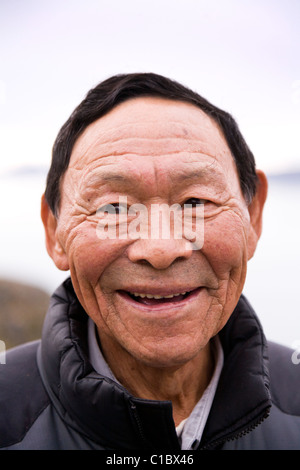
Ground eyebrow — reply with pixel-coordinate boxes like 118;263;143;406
91;165;220;186
173;166;219;183
100;172;132;183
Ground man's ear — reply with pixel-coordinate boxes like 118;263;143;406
41;194;69;271
247;170;268;260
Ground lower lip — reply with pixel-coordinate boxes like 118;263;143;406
117;287;203;311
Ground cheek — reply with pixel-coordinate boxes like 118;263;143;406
201;212;250;328
61;222;131;322
202;214;249;276
60;220;122;284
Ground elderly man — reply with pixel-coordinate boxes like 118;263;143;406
0;73;299;450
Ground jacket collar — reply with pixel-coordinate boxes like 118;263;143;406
201;295;272;448
38;278;271;450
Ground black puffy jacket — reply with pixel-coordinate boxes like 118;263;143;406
0;278;300;450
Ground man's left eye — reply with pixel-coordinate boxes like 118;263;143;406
183;198;206;207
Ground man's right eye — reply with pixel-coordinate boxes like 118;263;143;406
97;203;128;215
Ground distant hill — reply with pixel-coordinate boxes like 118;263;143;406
0;279;50;349
267;171;300;183
0;165;48;178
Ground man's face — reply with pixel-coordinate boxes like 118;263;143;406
44;97;265;368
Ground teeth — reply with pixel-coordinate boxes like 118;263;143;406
132;292;187;299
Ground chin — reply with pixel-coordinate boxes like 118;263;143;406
130;338;206;370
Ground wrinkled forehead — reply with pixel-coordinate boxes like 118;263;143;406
69;97;234;171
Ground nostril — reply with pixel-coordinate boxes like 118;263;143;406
134;258;153;267
131;257;186;269
127;238;193;270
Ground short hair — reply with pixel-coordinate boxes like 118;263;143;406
45;73;258;216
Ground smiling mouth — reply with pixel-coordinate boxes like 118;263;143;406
119;288;201;306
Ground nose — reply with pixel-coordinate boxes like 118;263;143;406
127;238;193;270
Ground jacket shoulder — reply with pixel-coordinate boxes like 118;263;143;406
268;340;300;415
0;340;50;448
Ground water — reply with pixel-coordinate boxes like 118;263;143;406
0;170;299;348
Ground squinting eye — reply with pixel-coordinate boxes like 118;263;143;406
183;198;206;207
97;203;128;215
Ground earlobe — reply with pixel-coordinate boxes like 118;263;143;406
41;194;69;271
247;170;268;260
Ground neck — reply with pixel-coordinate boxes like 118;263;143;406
98;332;215;427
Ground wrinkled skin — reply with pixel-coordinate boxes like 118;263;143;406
42;97;267;424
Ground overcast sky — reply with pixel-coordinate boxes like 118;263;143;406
0;0;299;174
